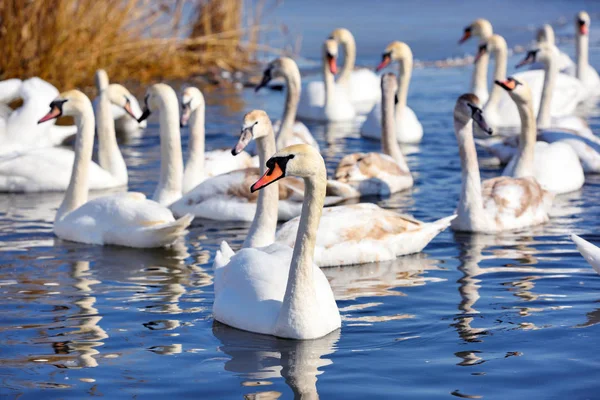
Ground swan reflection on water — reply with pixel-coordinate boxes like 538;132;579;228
213;322;340;399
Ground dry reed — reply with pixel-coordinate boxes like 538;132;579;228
0;0;272;92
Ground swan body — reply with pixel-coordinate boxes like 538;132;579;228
0;78;76;154
213;144;341;339
478;34;585;132
40;89;192;248
0;76;133;193
297;39;356;122
361;42;423;143
255;57;320;151
450;93;552;233
180;87;255;192
334;73;413;196
276;203;455;267
571;234;600;274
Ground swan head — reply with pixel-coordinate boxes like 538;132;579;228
106;84;138;120
453;94;492;135
329;28;355;46
376;41;412;71
137;83;178;123
514;45;554;69
577;11;590;35
459;18;493;44
323;39;338;74
474;34;506;63
255;57;298;92
180;87;204;127
232;109;273;156
251;144;324;192
495;77;532;109
38;90;91;124
536;24;555;45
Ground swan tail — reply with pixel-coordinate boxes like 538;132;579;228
325;180;360;202
427;214;457;234
141;214;194;248
571;234;600;274
213;241;234;271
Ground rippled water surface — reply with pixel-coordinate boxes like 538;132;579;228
3;2;600;399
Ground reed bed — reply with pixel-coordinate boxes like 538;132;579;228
0;0;271;91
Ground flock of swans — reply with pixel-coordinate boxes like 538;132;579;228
1;10;600;340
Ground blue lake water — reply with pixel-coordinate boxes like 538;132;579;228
2;1;600;399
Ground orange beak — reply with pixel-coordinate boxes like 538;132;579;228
328;55;338;74
459;30;472;44
38;106;62;124
495;79;516;91
251;162;284;192
580;24;589;35
123;100;137;120
376;55;391;72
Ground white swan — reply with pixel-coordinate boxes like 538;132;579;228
450;93;552;233
0;80;134;192
255;57;320;151
180;87;255;193
475;35;586;132
573;11;600;96
212;144;341;340
171;111;344;221
331;28;380;114
137;84;185;206
0;77;76;154
571;234;600;274
334;73;413;196
459;19;494;104
297;39;356;122
92;70;146;138
361;41;423;143
497;77;585;194
528;24;575;74
38;90;193;248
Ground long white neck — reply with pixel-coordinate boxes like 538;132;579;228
537;51;557;130
323;55;336;111
512;96;537;177
152;91;184;206
337;36;356;88
276;165;326;336
395;56;412;118
243;130;278;249
277;65;301;150
471;51;489;102
96;92;128;184
382;85;408;170
486;41;507;109
576;29;589;80
455;120;485;224
183;102;205;193
56;105;96;222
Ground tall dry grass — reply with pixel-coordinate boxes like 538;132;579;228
0;0;270;91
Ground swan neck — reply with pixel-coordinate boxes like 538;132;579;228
471;52;489;101
96;92;127;183
487;43;507;107
395;58;411;115
278;168;326;330
57;106;96;221
242;129;278;248
183;104;205;192
576;30;589;80
152;93;184;205
382;87;405;167
513;97;537;178
277;68;301;149
323;55;336;108
537;53;556;129
337;37;356;87
455;120;485;223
